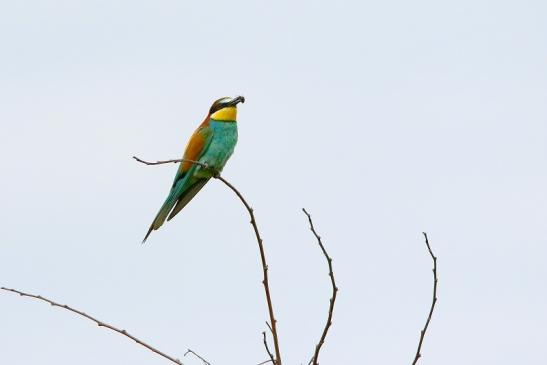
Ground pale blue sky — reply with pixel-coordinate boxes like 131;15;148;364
1;1;546;364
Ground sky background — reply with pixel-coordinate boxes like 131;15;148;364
1;1;546;364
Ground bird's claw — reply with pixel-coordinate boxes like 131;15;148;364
201;161;220;178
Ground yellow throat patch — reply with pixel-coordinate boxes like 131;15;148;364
211;106;237;121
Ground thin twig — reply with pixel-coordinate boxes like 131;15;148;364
134;156;282;365
0;287;184;365
411;232;438;365
132;156;207;168
184;349;211;365
302;209;338;365
257;360;274;365
262;331;275;364
265;321;273;334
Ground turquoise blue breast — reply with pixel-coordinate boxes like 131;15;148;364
201;120;238;172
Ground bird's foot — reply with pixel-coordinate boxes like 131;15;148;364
210;167;221;178
201;162;220;178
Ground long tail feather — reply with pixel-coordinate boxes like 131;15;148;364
142;190;179;243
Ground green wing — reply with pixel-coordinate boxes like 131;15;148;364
143;125;213;242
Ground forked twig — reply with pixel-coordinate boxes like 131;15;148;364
134;156;282;365
184;349;211;365
0;287;185;365
262;331;275;364
302;208;338;365
411;232;438;365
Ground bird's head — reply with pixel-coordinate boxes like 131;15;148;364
209;96;245;122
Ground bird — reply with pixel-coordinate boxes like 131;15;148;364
143;96;245;242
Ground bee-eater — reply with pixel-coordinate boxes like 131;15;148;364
143;96;245;242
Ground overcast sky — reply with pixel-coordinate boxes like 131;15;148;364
1;1;546;364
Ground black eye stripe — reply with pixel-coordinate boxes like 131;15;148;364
209;103;227;114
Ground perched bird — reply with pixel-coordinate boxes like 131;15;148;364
143;96;245;242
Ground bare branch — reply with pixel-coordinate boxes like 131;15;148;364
135;155;283;365
262;331;275;364
208;175;282;364
0;287;184;365
411;232;438;365
184;349;211;365
132;156;207;168
302;209;338;365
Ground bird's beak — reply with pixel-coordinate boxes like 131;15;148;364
227;95;245;107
